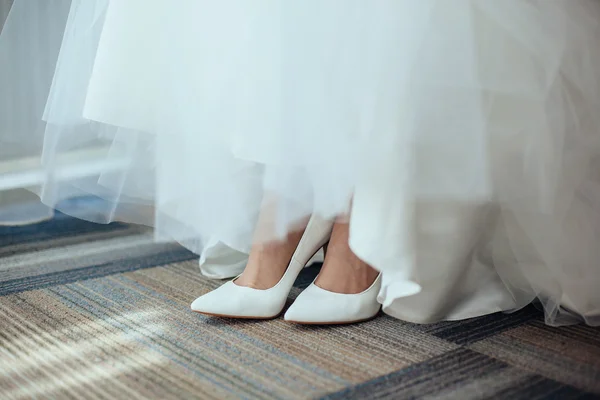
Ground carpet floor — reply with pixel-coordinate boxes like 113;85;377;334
1;206;600;399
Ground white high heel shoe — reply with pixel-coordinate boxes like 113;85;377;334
190;215;333;319
284;273;382;325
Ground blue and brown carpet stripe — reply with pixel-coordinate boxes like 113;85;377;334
1;206;600;399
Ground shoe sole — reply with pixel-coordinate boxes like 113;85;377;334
284;313;379;326
192;310;282;320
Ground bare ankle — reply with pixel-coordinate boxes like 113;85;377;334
236;228;306;289
315;221;379;294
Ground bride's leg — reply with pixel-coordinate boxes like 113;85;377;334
234;196;309;289
234;227;306;289
315;219;379;294
283;216;381;324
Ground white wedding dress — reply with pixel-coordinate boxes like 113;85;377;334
1;0;600;325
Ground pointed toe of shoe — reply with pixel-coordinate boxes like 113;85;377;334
190;285;230;315
190;297;210;313
190;281;287;319
282;296;317;323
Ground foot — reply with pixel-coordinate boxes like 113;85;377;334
191;215;333;319
315;221;379;294
234;224;306;290
284;220;381;324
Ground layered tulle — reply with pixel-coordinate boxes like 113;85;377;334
1;0;600;325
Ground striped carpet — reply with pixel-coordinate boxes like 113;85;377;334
1;205;600;399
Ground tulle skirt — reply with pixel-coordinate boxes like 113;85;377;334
2;0;600;325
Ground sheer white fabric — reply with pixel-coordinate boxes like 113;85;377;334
1;0;600;325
